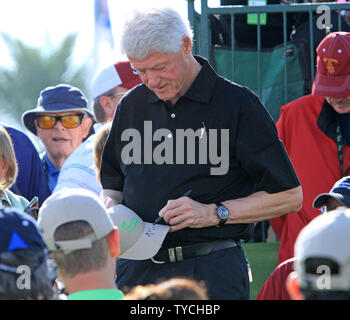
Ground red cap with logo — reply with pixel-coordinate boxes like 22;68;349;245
312;32;350;98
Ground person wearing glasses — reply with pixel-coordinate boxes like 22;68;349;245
22;84;93;193
53;62;141;196
91;61;142;125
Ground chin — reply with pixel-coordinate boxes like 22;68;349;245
335;108;350;114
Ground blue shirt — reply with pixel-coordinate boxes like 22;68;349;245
44;153;60;193
4;125;51;206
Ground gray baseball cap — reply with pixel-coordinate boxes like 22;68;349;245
38;188;169;260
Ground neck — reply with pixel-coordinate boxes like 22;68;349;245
64;270;117;295
169;55;202;105
47;153;66;170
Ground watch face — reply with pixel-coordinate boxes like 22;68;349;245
217;206;229;220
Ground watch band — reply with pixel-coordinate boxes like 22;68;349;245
215;202;228;227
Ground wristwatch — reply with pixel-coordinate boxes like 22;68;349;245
215;202;229;227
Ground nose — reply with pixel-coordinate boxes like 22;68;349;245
53;118;65;130
145;71;161;89
329;97;344;104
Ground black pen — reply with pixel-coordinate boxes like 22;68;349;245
153;189;193;225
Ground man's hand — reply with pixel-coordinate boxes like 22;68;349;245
158;197;218;232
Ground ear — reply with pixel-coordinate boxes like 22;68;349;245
286;271;303;300
82;116;93;137
99;96;114;121
182;35;193;57
108;227;120;258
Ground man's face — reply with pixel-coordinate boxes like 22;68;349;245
320;197;344;213
35;111;92;168
326;95;350;114
101;86;129;123
129;38;192;105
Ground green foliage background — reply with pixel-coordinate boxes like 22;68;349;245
0;33;89;128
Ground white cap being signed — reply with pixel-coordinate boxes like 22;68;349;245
107;205;169;260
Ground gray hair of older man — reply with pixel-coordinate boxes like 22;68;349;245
121;7;193;59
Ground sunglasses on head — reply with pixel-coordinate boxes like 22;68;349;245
35;113;86;129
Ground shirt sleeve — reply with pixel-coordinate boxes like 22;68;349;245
54;137;102;195
268;106;289;238
235;89;300;194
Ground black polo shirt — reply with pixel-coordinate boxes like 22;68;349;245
100;55;300;248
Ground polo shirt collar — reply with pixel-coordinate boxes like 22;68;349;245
147;55;218;104
0;190;11;207
317;99;348;145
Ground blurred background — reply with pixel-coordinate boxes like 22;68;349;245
0;0;221;148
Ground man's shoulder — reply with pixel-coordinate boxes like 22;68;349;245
214;76;264;109
2;124;34;146
282;94;324;112
122;83;147;100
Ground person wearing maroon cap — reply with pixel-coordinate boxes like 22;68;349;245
91;61;142;124
269;32;350;267
53;62;142;196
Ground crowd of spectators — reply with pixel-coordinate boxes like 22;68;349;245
0;3;350;301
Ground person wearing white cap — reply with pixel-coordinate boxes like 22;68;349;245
53;62;142;195
37;188;169;300
92;61;142;124
286;206;350;300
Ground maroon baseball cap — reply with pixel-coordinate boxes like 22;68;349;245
312;32;350;98
92;61;142;99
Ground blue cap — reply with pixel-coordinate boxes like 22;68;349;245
0;208;47;254
22;84;94;135
313;176;350;209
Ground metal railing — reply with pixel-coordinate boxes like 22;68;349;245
187;0;350;106
187;0;350;242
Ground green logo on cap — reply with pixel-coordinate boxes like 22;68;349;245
121;218;139;234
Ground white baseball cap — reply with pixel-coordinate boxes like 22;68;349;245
294;207;350;291
91;61;142;100
37;188;169;260
37;188;115;255
108;205;169;260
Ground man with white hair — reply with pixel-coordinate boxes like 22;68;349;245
100;7;302;299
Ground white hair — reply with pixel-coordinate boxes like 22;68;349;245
121;7;193;59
